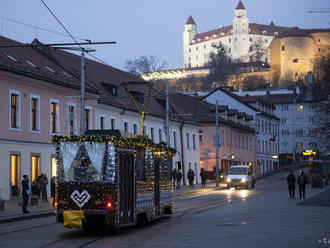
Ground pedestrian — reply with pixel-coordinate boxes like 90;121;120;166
200;169;207;188
21;175;31;214
40;173;49;202
171;168;177;187
35;174;42;199
187;169;195;188
176;170;182;189
297;170;307;199
287;171;296;199
51;176;56;205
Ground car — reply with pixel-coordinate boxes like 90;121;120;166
226;165;256;189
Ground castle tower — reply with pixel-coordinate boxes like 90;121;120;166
183;15;197;67
232;1;250;61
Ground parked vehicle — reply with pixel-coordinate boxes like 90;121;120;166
52;130;175;231
308;160;329;188
226;165;256;189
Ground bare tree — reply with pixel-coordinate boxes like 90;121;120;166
125;55;167;75
249;38;266;67
241;75;268;91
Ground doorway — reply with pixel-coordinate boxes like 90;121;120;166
10;154;20;197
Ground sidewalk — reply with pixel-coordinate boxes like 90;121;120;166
0;199;56;224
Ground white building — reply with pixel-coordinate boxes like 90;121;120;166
235;87;323;162
202;88;280;176
183;1;294;68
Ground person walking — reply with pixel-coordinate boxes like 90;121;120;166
21;175;30;214
40;173;49;202
176;170;182;189
297;170;307;199
200;169;207;188
287;171;296;199
187;169;195;188
171;168;177;188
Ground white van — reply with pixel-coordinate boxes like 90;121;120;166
226;165;256;189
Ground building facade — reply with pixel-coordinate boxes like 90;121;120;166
202;88;279;176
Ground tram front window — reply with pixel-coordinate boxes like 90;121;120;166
58;142;115;182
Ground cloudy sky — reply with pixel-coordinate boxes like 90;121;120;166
1;0;329;70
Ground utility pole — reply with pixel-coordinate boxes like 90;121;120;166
80;50;85;136
215;100;220;187
166;83;170;147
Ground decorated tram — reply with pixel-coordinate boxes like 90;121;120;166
52;130;175;231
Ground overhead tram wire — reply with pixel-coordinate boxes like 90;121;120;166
0;16;87;41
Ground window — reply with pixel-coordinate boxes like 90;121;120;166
130;91;144;104
198;130;203;143
189;48;191;53
229;39;231;43
110;118;115;130
133;124;138;135
186;133;190;150
143;125;146;135
265;39;268;43
68;104;76;135
124;122;128;132
296;142;303;148
85;108;91;131
150;127;154;142
309;142;317;149
261;120;264;133
10;90;20;129
192;134;196;150
173;131;177;149
282;130;289;136
51;156;57;177
31;155;40;182
30;95;40;132
309;130;316;136
238;135;241;148
296;105;304;111
10;154;20;196
229;48;231;53
249;46;253;52
295;130;303;136
158;129;162;143
281;105;289;111
249;38;252;42
262;141;264;153
196;46;198;51
50;100;59;134
309;117;315;124
204;44;206;49
101;83;117;96
281;45;285;51
100;116;105;130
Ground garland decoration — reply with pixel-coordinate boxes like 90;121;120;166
52;135;176;158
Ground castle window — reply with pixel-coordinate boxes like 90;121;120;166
205;36;209;40
249;46;253;52
318;48;321;52
229;39;231;43
189;48;191;53
262;31;267;35
249;38;252;42
318;39;321;42
265;39;268;43
281;45;285;51
221;32;225;36
235;38;237;41
229;48;231;53
196;46;198;51
274;32;278;36
204;44;206;49
196;55;198;60
213;34;217;38
189;57;191;62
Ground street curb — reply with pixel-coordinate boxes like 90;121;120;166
0;211;55;224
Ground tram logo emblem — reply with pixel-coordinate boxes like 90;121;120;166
70;190;91;208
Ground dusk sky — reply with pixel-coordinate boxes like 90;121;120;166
1;0;329;71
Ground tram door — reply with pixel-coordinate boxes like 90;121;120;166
119;152;135;224
154;158;160;216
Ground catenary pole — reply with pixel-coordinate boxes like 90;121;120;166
166;83;170;147
216;100;220;187
80;50;85;135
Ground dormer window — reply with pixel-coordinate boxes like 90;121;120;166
101;83;118;96
205;36;209;40
197;38;201;42
274;32;279;36
262;31;267;35
7;54;18;62
212;34;217;38
26;60;36;67
130;91;144;104
221;32;225;36
45;66;55;73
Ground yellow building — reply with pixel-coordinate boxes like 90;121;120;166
269;29;330;87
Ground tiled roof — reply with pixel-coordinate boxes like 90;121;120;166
236;1;245;10
185;15;196;25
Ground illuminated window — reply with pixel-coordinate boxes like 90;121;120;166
296;105;304;111
10;154;20;196
31;155;40;181
85;108;91;131
51;156;57;177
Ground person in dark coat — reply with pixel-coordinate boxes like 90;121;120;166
171;168;177;187
297;170;307;199
40;173;49;202
287;171;296;199
200;169;207;188
51;176;56;205
187;169;195;187
21;175;30;213
176;170;182;189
